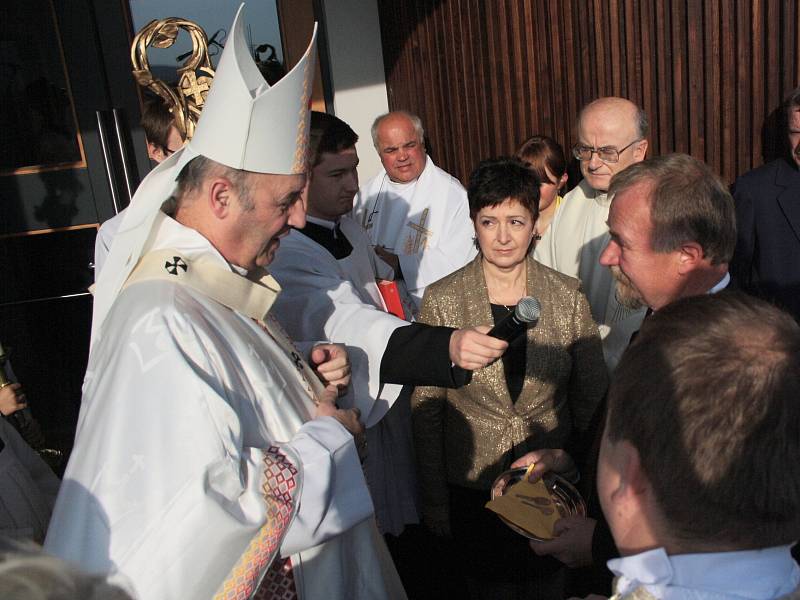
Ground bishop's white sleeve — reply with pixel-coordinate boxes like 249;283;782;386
280;416;372;556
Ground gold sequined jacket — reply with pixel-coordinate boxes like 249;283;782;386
411;255;608;515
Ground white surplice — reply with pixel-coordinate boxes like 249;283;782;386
269;216;419;535
353;156;477;310
534;178;646;371
44;213;405;600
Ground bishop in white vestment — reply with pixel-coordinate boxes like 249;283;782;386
44;7;406;599
47;214;403;600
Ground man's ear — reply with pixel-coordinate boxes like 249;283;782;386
208;178;234;219
611;439;650;504
147;141;164;163
677;241;705;275
634;139;649;161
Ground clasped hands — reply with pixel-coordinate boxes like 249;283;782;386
309;343;364;439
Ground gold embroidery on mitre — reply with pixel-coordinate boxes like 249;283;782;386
291;56;313;174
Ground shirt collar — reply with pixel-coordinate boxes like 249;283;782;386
608;545;800;599
708;271;730;294
306;215;337;229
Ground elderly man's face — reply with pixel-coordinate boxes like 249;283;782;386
599;181;682;311
376;115;426;183
789;109;800;167
228;172;307;270
577;107;647;192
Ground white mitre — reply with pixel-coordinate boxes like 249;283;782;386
91;3;317;343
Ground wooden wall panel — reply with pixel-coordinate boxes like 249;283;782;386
377;0;800;186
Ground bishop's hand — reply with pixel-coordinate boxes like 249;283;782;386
314;385;364;438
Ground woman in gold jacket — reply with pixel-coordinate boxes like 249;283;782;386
411;157;608;598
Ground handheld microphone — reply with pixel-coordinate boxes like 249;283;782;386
487;296;541;343
451;296;541;387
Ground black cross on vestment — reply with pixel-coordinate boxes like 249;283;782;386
165;256;188;275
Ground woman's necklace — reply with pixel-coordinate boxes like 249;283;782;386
483;258;526;311
488;297;515;313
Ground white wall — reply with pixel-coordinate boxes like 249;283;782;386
320;1;389;182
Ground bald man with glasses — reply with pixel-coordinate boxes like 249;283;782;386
534;97;649;372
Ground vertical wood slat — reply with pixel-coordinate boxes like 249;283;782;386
377;0;800;186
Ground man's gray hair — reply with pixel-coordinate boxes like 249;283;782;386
634;105;650;139
0;539;133;600
608;153;736;264
174;156;254;210
370;111;425;149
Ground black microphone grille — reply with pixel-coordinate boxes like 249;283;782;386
515;296;541;323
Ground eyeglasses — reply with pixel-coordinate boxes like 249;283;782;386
572;139;642;163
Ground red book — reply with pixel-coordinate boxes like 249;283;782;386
377;280;406;319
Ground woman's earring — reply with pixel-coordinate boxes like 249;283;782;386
473;236;481;251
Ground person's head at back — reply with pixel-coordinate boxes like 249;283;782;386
306;111;360;221
172;155;306;271
784;86;800;167
599;292;800;555
572;97;648;193
515;135;567;213
371;111;427;184
467;157;540;269
599;153;735;311
0;538;133;600
141;95;184;164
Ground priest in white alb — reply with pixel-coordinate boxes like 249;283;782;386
353;111;476;311
44;6;404;599
269;112;508;538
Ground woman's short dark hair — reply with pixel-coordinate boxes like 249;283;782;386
467;157;540;220
515;135;567;185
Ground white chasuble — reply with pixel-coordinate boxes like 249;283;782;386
534;179;646;372
269;216;419;535
354;156;477;310
44;214;405;600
